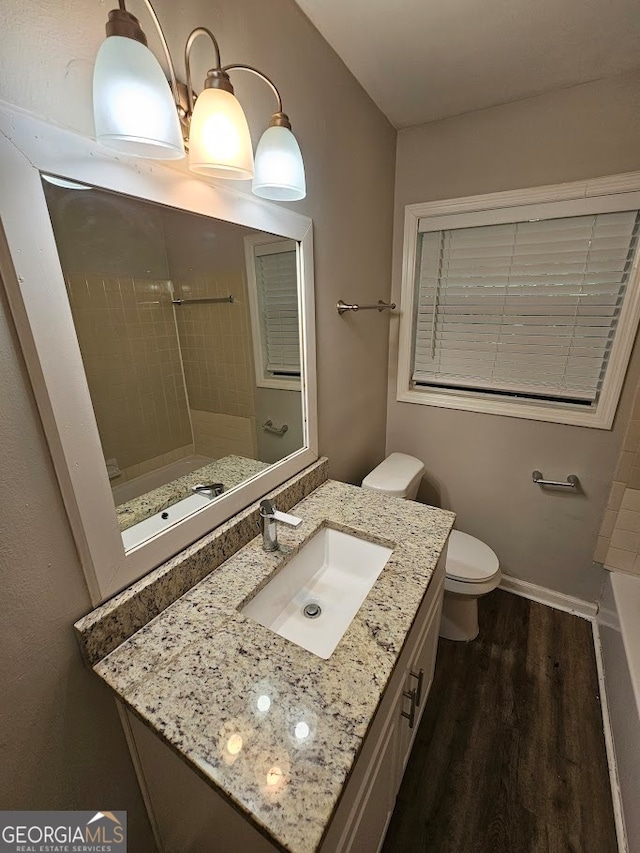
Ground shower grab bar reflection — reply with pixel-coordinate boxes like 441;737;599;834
172;295;234;305
263;419;288;436
532;471;580;489
337;299;396;315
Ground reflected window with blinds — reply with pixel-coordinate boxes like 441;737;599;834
413;210;640;406
246;236;301;390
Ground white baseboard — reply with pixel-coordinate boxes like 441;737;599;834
499;574;598;619
592;622;629;853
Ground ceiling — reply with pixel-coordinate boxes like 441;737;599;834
292;0;640;128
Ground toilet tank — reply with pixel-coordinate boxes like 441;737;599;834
361;453;425;500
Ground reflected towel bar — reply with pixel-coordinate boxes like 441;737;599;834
172;295;234;305
263;419;288;436
532;470;580;489
337;299;396;315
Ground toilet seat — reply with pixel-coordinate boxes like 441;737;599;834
445;530;500;584
442;531;501;638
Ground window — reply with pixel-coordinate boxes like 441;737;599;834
397;176;640;428
245;235;301;390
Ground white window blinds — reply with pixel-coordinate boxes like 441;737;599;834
255;244;300;376
413;210;640;403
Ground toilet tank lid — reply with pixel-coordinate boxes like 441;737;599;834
362;452;425;497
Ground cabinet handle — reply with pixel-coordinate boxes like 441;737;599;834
401;689;417;729
410;669;425;707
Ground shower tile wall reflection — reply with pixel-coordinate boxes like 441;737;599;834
175;272;256;460
166;209;258;461
175;274;253;419
65;273;193;478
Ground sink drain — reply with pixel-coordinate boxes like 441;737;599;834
303;603;321;619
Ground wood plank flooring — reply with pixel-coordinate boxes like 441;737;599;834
382;589;617;853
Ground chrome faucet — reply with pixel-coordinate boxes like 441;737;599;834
259;499;302;551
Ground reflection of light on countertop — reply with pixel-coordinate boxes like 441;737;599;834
266;766;284;787
256;750;290;799
250;680;278;718
294;721;309;740
286;705;316;748
226;733;243;756
257;694;271;713
219;720;246;766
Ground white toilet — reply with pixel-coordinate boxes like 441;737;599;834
362;453;501;641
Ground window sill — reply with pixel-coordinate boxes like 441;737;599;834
396;386;614;429
256;376;301;392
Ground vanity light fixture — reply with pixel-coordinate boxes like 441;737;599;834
92;0;306;200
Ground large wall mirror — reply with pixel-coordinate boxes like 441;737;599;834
0;102;317;603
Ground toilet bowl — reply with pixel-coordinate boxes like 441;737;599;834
362;453;501;642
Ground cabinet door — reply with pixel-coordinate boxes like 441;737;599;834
339;676;406;853
396;562;445;780
411;570;445;714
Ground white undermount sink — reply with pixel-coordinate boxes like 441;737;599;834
241;526;394;659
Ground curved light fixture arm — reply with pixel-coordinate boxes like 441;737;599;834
222;64;282;114
222;64;291;128
184;28;224;115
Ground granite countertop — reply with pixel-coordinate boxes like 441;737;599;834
90;479;454;852
115;455;270;530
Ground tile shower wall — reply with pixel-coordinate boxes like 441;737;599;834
595;383;640;576
173;272;254;420
65;274;193;472
167;210;258;460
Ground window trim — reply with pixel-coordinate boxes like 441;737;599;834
397;172;640;429
245;233;302;391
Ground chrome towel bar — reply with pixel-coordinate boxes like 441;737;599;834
532;470;580;489
172;295;234;305
337;299;396;315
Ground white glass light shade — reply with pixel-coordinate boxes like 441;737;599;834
188;88;254;179
93;35;185;160
252;126;306;201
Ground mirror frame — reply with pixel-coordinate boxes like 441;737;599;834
0;101;317;603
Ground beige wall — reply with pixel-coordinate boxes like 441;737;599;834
0;0;396;837
387;71;640;601
256;387;305;463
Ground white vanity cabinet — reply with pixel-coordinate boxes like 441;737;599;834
124;548;447;853
321;548;446;853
